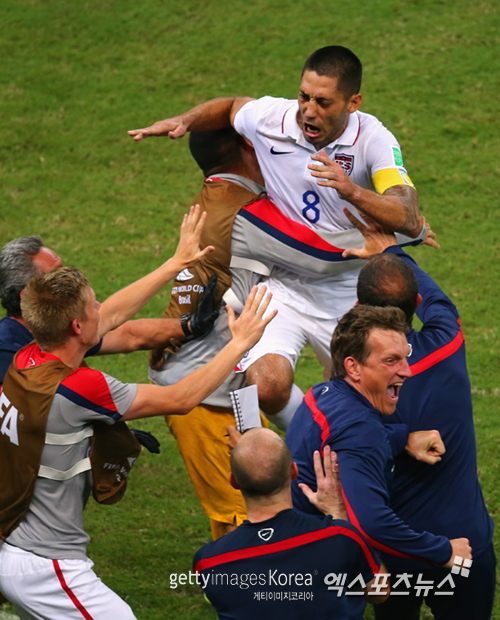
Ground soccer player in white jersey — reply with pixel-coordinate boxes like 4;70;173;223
129;45;426;430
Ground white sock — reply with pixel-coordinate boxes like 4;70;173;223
264;383;304;431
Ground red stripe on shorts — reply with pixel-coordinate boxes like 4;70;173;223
53;560;95;620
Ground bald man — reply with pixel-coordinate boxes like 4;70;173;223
193;428;388;620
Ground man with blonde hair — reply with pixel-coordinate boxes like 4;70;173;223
0;208;275;620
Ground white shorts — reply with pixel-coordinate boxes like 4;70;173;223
0;542;136;620
237;282;356;373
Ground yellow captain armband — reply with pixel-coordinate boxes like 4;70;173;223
373;168;415;194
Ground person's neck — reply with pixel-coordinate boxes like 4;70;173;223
9;315;30;330
45;340;86;370
244;492;293;524
208;163;264;186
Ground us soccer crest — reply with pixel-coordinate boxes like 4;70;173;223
334;153;354;176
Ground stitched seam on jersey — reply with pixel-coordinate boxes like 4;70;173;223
409;320;464;376
56;385;121;420
194;525;379;574
342;489;440;566
352;112;361;145
281;106;294;134
53;560;95;620
304;388;330;455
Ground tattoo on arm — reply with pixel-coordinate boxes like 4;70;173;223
384;186;422;237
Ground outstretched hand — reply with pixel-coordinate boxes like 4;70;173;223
421;217;440;249
227;285;277;353
299;445;347;520
128;117;187;141
342;208;397;259
172;205;214;271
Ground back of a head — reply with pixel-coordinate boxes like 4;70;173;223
189;127;244;177
357;254;418;325
302;45;362;98
230;428;293;499
0;236;43;317
21;267;90;351
330;304;408;378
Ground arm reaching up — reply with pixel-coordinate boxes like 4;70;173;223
98;205;214;337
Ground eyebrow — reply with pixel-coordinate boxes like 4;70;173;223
299;90;334;105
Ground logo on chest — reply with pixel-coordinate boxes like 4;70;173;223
334;153;354;176
258;528;274;542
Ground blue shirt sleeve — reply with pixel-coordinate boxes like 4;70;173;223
383;423;409;456
333;422;452;566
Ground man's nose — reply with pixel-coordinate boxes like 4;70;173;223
399;359;412;379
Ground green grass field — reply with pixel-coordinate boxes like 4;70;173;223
1;0;499;618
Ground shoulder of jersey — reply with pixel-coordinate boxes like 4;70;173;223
247;96;297;132
357;111;395;140
57;367;120;418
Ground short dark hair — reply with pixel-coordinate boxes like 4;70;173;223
230;430;293;498
0;236;44;317
330;305;408;378
189;127;244;177
302;46;362;99
358;254;419;325
21;267;90;350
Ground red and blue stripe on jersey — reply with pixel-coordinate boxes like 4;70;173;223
238;198;350;262
17;344;121;421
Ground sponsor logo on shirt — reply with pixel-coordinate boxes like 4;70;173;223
270;146;294;155
258;528;274;541
177;268;195;282
179;294;191;305
392;146;404;167
334;153;354;175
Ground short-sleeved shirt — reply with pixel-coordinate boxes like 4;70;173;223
234;97;414;318
0;315;102;386
194;508;380;620
6;343;137;560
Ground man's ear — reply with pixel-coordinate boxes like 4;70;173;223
347;93;362;113
71;317;82;336
291;462;299;481
344;356;361;382
229;472;240;490
416;293;422;309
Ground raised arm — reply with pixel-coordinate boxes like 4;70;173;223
98;272;219;354
98;318;185;354
98;205;214;338
122;286;277;420
342;209;438;258
128;97;254;141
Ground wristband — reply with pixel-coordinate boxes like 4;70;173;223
180;313;194;341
